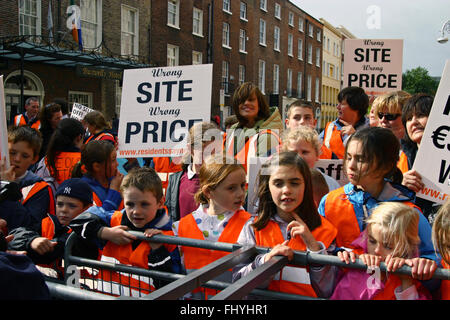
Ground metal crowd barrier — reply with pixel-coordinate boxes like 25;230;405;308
58;231;449;300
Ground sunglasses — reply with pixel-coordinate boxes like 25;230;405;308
377;112;400;121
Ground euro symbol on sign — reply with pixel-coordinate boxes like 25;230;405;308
431;125;450;150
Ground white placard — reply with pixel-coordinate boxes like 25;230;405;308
0;75;10;169
343;39;403;96
314;159;348;187
117;64;212;158
70;102;94;121
413;60;450;204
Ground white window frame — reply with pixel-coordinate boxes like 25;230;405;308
288;12;294;27
258;60;266;93
287;68;293;96
192;51;202;65
307;75;312;101
238;65;245;85
222;22;231;48
307;43;312;64
274;26;280;51
167;44;179;66
193;8;203;37
288;34;293;57
239;29;247;53
259;19;266;46
274;3;281;20
121;5;139;57
315;77;320;102
222;61;229;93
308;24;314;38
69;91;93;110
167;0;180;29
316;47;321;67
273;64;279;94
80;0;103;50
223;0;231;14
298;18;304;32
240;2;247;21
19;0;42;36
298;38;303;60
297;72;302;98
260;0;267;11
317;30;321;42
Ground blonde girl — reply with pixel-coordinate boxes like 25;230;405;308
432;199;450;299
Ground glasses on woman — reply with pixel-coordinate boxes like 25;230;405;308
377;112;401;121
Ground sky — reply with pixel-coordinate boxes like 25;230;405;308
291;0;450;77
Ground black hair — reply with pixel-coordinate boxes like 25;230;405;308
338;86;369;118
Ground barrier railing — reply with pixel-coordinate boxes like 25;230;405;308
60;231;449;300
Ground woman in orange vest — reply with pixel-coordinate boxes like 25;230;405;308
8;178;98;279
331;202;432;300
234;151;337;298
34;118;85;195
83;110;117;146
172;154;251;300
432;199;450;300
71;140;124;211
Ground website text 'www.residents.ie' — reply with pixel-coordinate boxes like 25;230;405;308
119;148;185;156
420;187;449;201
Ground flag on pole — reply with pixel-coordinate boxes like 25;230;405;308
47;0;53;44
69;0;83;50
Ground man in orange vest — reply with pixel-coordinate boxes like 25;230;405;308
14;97;41;130
319;87;370;159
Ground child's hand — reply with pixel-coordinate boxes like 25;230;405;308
264;240;293;263
385;254;413;289
0;157;15;181
100;225;137;245
144;228;163;250
359;253;382;268
404;257;437;281
109;172;124;191
337;250;358;264
30;237;57;255
288;212;320;251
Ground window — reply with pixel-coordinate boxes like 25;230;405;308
308;24;314;37
239;65;246;85
259;19;266;46
121;5;139;56
222;61;229;93
307;75;312;101
192;51;202;65
315;77;320;102
297;72;302;98
327;38;330;51
167;44;179;66
317;30;321;42
19;0;41;36
81;0;102;49
298;18;304;32
168;0;179;28
298;38;303;60
273;64;279;94
274;3;281;19
115;81;122;116
260;0;267;11
193;8;203;36
288;34;293;56
307;43;312;64
316;47;320;67
288;12;294;26
258;60;266;93
274;26;280;51
239;29;247;52
69;91;93;109
323;60;326;75
240;2;247;21
287;69;293;96
222;23;230;48
223;0;231;13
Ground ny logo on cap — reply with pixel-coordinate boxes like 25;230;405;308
64;187;71;194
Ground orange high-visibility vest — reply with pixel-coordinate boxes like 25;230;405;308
254;216;337;297
84;132;117;146
153;157;182;173
45;152;81;185
397;150;409;174
323;187;421;249
322;122;345;159
14;114;41;130
178;209;251;299
21;181;55;216
97;210;175;297
442;260;450;300
92;191;124;211
372;274;430;300
319;144;334;159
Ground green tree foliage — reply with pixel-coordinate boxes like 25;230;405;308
402;67;439;96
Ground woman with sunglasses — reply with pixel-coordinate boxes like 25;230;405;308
400;93;441;223
372;90;411;173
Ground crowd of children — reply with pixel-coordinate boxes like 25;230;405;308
0;84;448;301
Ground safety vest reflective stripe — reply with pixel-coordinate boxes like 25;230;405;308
322;122;345;159
21;181;55;215
14;114;26;126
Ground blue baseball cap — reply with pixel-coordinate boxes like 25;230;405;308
55;178;93;204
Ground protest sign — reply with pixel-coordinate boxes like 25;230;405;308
413;60;450;204
70;102;94;121
314;159;348;186
343;39;403;96
0;75;9;168
117;64;212;158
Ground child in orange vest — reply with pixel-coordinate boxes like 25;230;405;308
0;126;54;230
234;151;337;298
432;199;449;300
7;178;97;278
331;202;433;300
70;167;181;297
71;140;124;211
172;154;251;300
